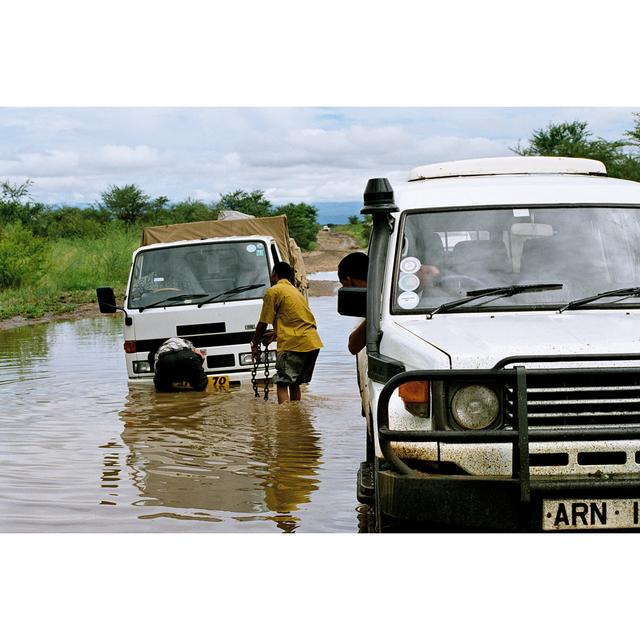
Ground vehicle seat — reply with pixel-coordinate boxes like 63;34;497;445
423;233;445;269
449;239;512;283
519;235;610;293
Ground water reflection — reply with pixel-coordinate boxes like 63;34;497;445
0;300;364;532
0;323;51;383
116;385;322;532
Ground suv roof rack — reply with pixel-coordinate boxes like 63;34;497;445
408;156;607;182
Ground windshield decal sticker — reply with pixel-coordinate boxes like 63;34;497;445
397;291;419;309
400;257;421;273
246;244;257;253
398;273;420;291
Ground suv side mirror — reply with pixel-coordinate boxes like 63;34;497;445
338;286;367;318
96;287;117;313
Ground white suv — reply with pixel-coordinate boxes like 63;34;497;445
339;156;640;532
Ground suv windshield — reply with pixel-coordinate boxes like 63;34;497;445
128;240;271;309
393;206;640;313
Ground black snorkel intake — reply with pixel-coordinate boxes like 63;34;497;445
361;179;405;382
361;178;398;355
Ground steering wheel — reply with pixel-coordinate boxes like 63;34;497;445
435;274;487;294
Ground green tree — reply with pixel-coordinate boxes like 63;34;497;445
217;189;273;217
99;184;152;225
624;113;640;148
514;119;640;182
513;121;623;163
275;202;320;250
36;205;111;238
169;198;217;223
0;179;48;227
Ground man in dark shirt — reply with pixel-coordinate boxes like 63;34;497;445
152;337;208;392
338;252;368;355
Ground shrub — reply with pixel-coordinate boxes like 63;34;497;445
274;202;320;250
34;206;112;239
0;222;48;288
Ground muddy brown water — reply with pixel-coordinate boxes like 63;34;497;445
0;295;372;532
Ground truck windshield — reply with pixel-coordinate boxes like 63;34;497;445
393;206;640;313
128;240;271;309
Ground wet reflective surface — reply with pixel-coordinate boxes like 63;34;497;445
0;297;371;532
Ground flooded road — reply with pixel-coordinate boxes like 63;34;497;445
0;296;371;532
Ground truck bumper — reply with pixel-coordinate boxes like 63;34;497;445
128;370;269;387
377;467;640;531
374;365;640;531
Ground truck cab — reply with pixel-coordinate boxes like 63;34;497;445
98;214;305;387
339;156;640;531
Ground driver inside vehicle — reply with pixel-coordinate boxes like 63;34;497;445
411;233;447;297
131;251;205;301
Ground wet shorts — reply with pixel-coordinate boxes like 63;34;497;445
273;349;320;386
153;348;208;392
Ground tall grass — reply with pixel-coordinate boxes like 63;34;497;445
42;227;138;293
0;226;139;320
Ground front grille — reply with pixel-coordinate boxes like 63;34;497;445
505;369;640;430
207;354;235;369
177;322;225;336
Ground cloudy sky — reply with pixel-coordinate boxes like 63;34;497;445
1;107;638;206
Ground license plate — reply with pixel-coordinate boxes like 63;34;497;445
542;498;640;531
207;375;230;391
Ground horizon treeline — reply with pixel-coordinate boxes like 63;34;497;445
0;185;320;291
0;183;320;247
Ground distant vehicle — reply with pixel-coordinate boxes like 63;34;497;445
97;213;307;388
339;156;640;532
322;225;331;231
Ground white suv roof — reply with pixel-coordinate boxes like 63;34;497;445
408;156;607;181
395;156;640;211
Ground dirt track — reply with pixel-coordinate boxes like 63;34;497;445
303;229;360;273
304;230;361;296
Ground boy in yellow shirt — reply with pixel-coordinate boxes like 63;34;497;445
251;262;323;404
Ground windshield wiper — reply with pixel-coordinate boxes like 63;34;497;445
427;283;563;318
197;283;266;308
138;293;209;312
559;287;640;313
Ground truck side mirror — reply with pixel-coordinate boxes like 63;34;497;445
338;286;367;318
96;287;117;313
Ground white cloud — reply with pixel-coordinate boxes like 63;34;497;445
0;150;80;177
1;107;637;204
94;144;170;169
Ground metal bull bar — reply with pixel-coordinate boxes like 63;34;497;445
376;366;640;511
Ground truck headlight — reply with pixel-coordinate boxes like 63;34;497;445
133;360;151;373
239;351;277;365
450;385;499;430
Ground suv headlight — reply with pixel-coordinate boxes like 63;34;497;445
450;384;499;430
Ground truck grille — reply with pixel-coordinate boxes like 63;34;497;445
505;369;640;430
207;354;235;369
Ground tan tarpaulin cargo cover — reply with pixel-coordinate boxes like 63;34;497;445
141;214;308;295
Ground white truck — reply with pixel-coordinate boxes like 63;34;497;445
97;213;307;388
338;156;640;532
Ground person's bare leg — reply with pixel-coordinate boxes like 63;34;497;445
277;383;290;404
289;384;301;401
